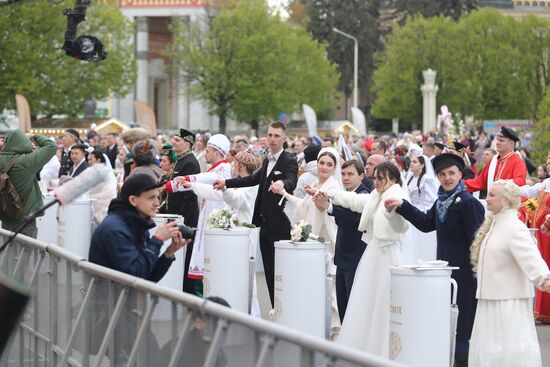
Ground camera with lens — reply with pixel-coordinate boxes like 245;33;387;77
167;219;197;241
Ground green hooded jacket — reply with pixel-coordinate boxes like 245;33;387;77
0;131;57;221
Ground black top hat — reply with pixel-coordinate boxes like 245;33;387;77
432;153;465;173
434;142;446;150
120;174;163;200
496;126;519;142
176;129;195;145
448;141;467;153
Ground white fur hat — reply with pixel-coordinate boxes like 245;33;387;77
207;134;230;156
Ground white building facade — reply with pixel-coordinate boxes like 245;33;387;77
112;0;218;132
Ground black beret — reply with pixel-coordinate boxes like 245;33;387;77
496;126;519;143
303;144;322;163
434;142;446;150
432;153;465;173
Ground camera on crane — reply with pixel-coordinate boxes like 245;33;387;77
62;0;106;62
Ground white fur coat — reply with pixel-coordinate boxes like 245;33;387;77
332;183;409;246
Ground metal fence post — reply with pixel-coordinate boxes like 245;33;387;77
166;311;194;367
92;287;128;367
203;318;229;367
50;252;59;365
125;295;158;367
254;334;274;367
59;277;96;366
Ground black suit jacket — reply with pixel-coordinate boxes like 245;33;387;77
226;151;298;234
330;183;370;270
162;152;200;227
104;145;118;168
59;149;73;177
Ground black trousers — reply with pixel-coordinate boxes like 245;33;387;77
335;267;357;323
259;226;289;308
182;243;196;294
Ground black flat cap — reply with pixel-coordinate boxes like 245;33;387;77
496;126;519;142
120;174;163;200
432;153;465;173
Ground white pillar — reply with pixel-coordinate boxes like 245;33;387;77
420;69;438;134
392;118;399;135
136;16;149;104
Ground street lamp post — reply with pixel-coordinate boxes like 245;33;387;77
333;28;358;109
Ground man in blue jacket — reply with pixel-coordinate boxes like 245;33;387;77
89;173;189;281
385;153;485;367
315;160;370;322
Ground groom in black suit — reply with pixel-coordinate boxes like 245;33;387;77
213;122;298;307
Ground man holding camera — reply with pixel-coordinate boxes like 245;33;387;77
89;174;190;281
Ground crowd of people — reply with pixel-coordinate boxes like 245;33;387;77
1;122;550;366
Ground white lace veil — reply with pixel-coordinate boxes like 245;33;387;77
422;154;436;181
318;147;343;190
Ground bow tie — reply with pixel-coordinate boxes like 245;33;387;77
268;154;277;162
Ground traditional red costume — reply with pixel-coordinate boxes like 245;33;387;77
464;152;526;192
521;179;550;323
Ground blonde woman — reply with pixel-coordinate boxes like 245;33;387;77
469;180;550;367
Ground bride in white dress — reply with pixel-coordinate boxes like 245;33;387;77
402;154;438;263
328;162;409;357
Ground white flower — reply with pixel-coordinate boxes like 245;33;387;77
207;208;237;229
455;197;462;205
290;225;302;241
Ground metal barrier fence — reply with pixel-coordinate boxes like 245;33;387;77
0;229;405;367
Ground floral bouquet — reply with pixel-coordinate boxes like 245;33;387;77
290;220;325;243
522;198;538;227
207;208;255;229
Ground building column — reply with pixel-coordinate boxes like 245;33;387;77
136;16;149;104
421;69;439;133
170;16;191;130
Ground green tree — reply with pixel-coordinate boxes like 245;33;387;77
304;0;383;113
532;89;550;164
171;0;338;133
385;0;478;22
0;1;136;116
371;15;457;125
371;8;537;127
517;15;550;120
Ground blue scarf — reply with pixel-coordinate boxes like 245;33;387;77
436;181;465;223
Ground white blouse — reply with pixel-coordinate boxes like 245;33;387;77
407;174;439;212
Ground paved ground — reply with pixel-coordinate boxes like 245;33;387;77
538;324;550;365
256;272;550;363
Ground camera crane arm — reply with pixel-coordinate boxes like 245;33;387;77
1;0;106;61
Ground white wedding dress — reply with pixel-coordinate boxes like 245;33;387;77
335;184;408;357
337;238;404;355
